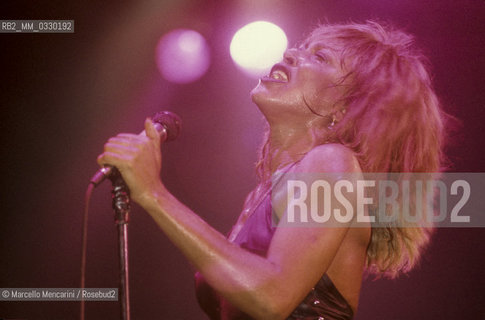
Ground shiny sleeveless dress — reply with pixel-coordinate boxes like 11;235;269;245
194;191;354;320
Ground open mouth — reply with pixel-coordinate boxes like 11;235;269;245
267;64;290;82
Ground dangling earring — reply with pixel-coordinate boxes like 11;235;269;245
329;114;337;128
328;109;346;129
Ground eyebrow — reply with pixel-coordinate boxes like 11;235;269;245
300;40;330;51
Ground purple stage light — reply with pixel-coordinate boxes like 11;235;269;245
230;21;287;78
156;29;211;84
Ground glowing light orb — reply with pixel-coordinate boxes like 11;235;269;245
230;21;287;77
156;29;210;84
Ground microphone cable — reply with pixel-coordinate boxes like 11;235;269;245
80;182;95;320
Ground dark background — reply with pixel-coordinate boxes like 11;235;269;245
1;0;484;319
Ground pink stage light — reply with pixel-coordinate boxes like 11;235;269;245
230;21;287;78
156;29;211;84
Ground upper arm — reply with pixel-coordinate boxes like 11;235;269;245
263;144;363;315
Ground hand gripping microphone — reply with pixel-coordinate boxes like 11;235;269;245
89;111;182;187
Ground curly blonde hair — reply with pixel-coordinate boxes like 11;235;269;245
253;21;447;278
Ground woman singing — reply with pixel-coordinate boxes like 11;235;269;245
97;21;445;319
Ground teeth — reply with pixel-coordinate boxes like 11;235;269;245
270;70;288;81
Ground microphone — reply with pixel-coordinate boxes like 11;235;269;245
89;111;182;186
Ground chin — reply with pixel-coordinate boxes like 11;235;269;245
250;80;278;104
250;83;266;104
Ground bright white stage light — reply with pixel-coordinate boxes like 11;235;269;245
230;21;287;77
156;29;210;84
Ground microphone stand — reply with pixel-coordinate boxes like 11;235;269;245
109;168;131;320
86;111;179;320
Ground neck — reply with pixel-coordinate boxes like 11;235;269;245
267;122;328;173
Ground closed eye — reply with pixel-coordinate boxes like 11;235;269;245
314;52;328;63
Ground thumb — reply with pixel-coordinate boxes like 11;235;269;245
145;118;161;142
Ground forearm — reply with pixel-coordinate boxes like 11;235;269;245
137;186;288;319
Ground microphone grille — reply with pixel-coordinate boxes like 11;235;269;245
151;111;182;142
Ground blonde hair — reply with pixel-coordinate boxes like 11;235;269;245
253;21;447;278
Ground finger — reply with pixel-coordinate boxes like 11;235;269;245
145;118;161;144
107;136;146;147
104;142;139;154
117;133;145;141
97;151;132;167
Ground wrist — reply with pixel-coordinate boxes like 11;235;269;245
136;183;169;210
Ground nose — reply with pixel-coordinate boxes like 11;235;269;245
283;48;304;66
283;48;299;66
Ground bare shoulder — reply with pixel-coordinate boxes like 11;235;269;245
295;143;361;173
